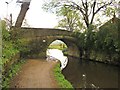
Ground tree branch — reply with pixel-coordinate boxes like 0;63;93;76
90;0;96;24
71;2;85;15
65;2;85;21
85;0;89;25
81;0;86;9
69;2;89;27
94;2;112;15
90;1;112;24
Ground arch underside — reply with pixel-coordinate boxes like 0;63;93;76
21;36;80;58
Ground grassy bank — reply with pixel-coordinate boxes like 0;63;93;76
2;59;26;88
48;45;68;56
53;62;74;89
49;44;67;50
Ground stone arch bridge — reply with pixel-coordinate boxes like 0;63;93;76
12;27;81;58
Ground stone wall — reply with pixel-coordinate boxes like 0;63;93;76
12;27;81;58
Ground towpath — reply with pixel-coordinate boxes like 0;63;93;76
10;59;58;88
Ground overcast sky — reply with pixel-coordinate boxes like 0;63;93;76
0;0;119;28
0;0;58;28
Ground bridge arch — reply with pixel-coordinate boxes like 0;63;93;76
13;27;81;58
46;38;80;57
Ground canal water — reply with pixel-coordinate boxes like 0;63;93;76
46;49;119;88
62;56;119;88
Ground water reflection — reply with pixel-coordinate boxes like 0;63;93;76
63;56;119;88
46;49;119;88
46;49;68;70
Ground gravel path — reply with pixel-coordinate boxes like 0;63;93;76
10;59;58;88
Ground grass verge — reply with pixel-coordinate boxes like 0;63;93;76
2;59;26;89
54;62;74;89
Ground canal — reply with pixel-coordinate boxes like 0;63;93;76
46;49;119;88
62;56;119;88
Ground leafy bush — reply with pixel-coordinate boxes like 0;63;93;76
73;20;120;64
2;60;26;88
1;20;19;67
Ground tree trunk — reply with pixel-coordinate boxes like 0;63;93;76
15;2;30;27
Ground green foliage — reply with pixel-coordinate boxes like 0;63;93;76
1;20;19;67
73;18;120;64
95;19;119;61
12;38;29;53
42;0;117;31
48;44;67;50
55;6;84;31
9;29;30;53
1;21;31;90
1;21;10;41
73;26;96;51
73;31;86;49
1;20;29;66
105;7;115;17
54;63;74;89
2;60;26;88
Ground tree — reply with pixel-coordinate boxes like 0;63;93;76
15;2;31;27
42;0;117;30
55;6;85;31
97;17;120;62
42;0;118;59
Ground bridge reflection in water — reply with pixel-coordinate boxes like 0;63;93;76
46;49;68;70
46;49;119;88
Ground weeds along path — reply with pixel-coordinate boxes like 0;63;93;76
10;59;58;88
